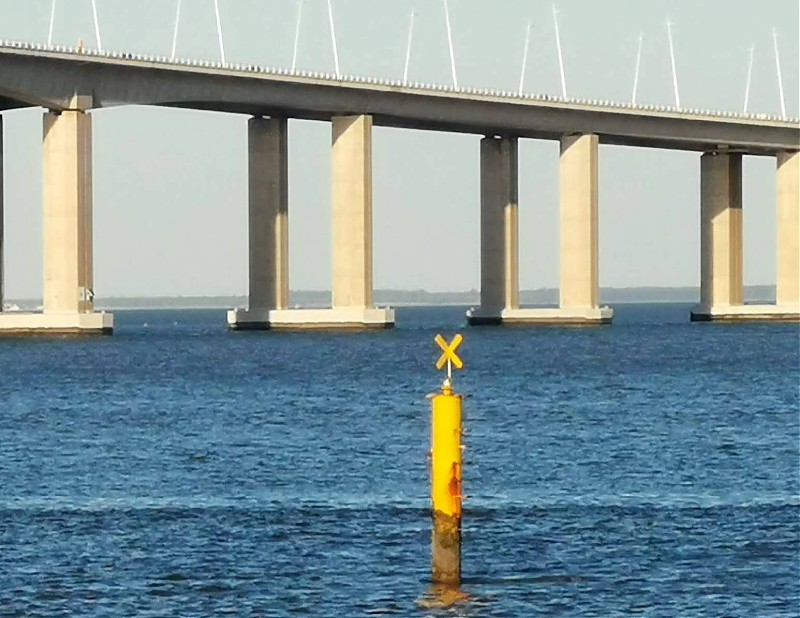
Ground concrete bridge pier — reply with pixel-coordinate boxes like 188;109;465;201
232;114;394;330
0;101;113;335
470;133;612;326
690;152;744;320
776;152;800;315
0;115;4;314
691;150;799;322
323;115;394;328
556;134;613;324
466;137;519;324
227;117;289;330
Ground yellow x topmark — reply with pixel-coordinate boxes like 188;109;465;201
435;334;464;370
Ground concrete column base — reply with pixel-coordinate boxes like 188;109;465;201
0;311;113;335
690;304;800;323
228;307;395;331
467;306;613;326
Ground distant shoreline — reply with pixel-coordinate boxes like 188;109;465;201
4;286;776;311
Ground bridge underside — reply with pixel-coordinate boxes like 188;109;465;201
0;96;20;111
0;94;33;111
165;102;789;154
4;94;792;156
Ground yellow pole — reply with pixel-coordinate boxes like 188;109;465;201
431;379;463;584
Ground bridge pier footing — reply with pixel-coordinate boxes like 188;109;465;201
0;106;113;336
691;150;799;323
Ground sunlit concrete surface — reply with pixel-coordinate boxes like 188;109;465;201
776;152;799;309
0;311;113;335
559;134;601;312
331;115;376;312
227;307;394;330
690;304;800;323
467;306;613;326
43;107;95;315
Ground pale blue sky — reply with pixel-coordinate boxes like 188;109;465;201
1;0;798;299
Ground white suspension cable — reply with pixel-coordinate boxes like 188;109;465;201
632;34;643;105
213;0;226;64
772;29;786;119
743;44;755;114
48;0;57;47
443;0;458;88
291;0;303;73
171;0;182;60
91;0;102;51
403;8;416;86
326;0;340;78
552;6;567;98
518;22;532;95
666;20;680;108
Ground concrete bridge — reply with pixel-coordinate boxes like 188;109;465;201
0;40;798;333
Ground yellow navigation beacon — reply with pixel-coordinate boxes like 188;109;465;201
430;333;465;585
434;333;464;380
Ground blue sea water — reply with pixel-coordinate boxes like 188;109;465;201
0;303;798;617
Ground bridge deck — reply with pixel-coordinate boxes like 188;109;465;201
0;41;798;155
